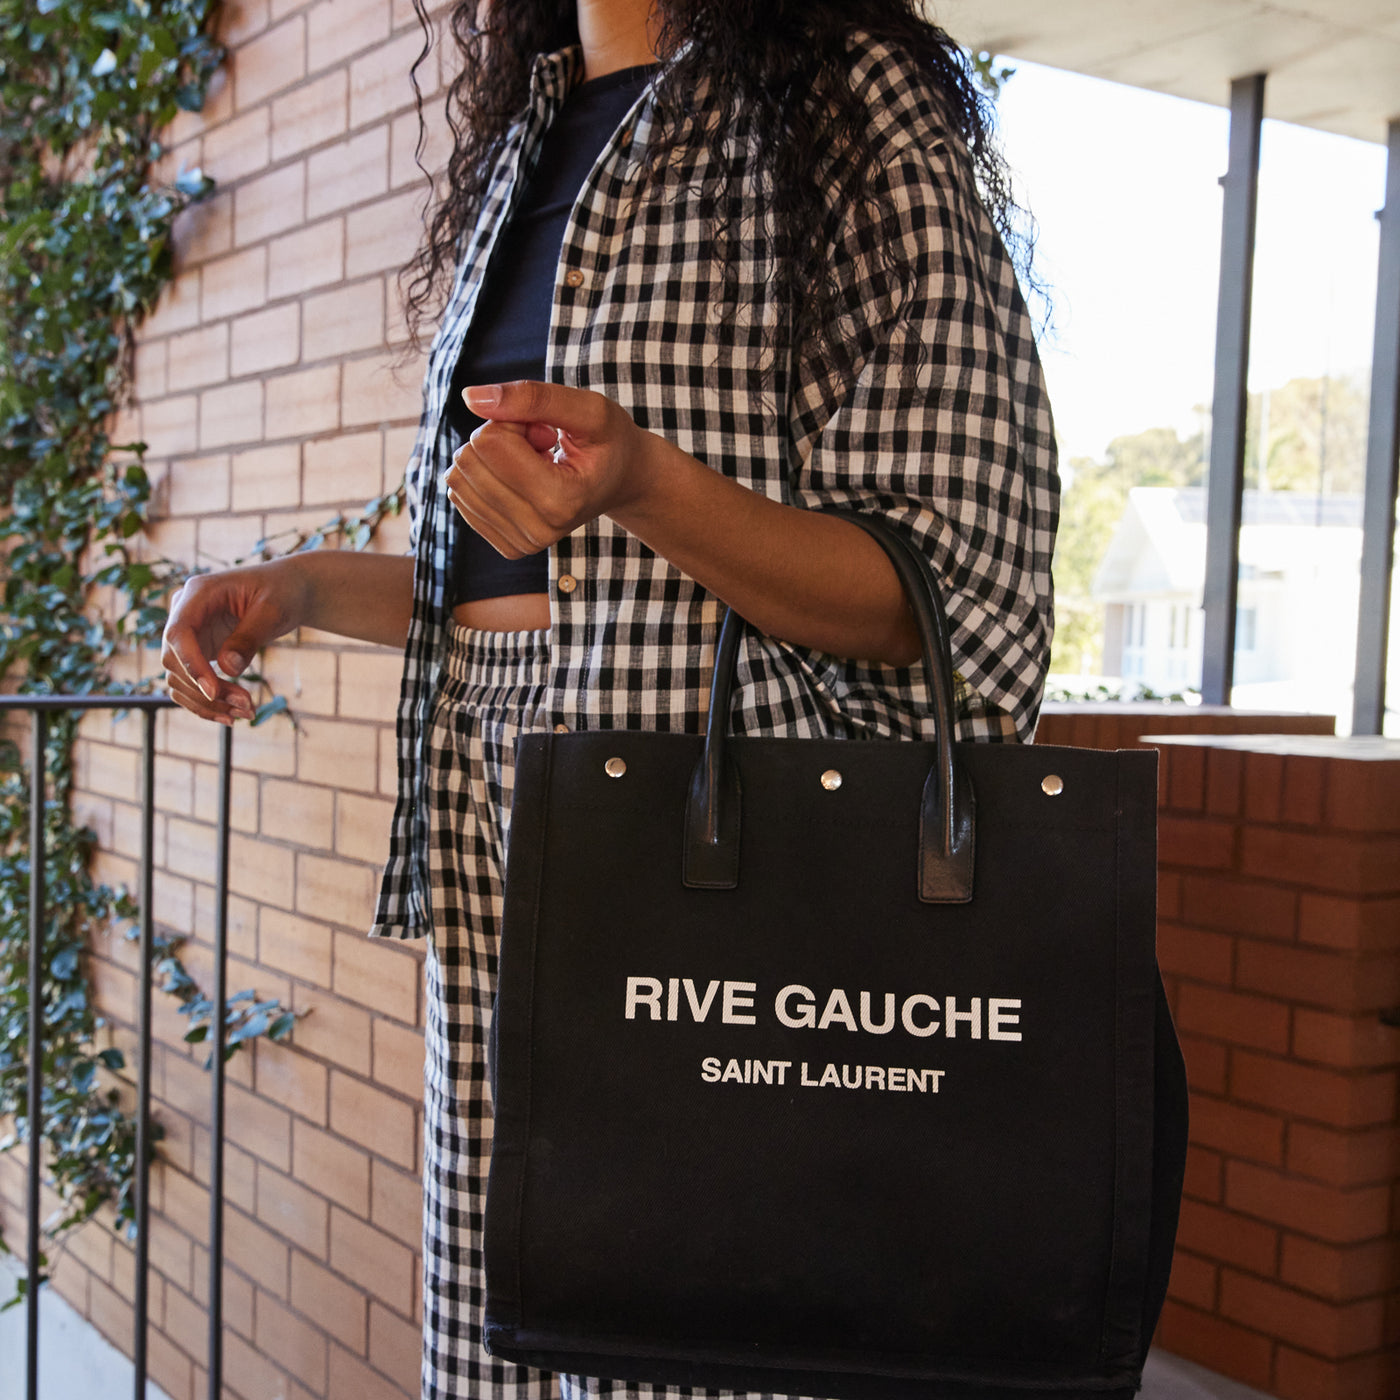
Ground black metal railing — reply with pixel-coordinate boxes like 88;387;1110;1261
4;694;230;1400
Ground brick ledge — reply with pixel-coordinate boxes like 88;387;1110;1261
1145;734;1400;761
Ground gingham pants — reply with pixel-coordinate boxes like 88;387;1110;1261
421;624;800;1400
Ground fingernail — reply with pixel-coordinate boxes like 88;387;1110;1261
464;384;501;410
199;677;217;701
221;650;248;677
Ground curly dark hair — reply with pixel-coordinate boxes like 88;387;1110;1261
399;0;1032;379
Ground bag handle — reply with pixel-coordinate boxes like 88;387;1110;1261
684;512;975;903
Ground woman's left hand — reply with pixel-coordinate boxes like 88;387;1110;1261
444;381;651;556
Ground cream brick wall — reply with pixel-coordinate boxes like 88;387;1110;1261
0;3;454;1397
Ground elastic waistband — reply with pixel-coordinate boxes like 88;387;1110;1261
440;621;551;692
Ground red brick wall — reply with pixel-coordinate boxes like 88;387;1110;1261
1149;735;1400;1400
1034;702;1336;750
0;2;450;1396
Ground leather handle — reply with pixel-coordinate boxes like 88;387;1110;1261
682;603;745;888
683;512;975;903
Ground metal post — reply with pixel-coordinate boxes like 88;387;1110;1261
133;708;157;1399
0;694;175;1399
1352;119;1400;735
1201;73;1266;705
26;711;46;1400
207;724;232;1400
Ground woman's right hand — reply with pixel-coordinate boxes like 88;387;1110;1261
161;559;309;725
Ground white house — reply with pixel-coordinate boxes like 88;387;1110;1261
1093;488;1399;727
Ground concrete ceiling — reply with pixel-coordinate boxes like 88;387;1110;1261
926;0;1400;144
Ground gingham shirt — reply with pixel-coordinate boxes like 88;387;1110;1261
372;32;1059;940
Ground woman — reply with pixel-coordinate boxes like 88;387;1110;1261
161;1;1059;1396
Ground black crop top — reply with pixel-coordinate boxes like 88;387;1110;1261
447;63;657;607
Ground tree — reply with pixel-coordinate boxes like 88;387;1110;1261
1245;372;1368;495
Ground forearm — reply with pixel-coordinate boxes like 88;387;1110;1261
612;435;921;667
452;379;922;666
276;550;415;650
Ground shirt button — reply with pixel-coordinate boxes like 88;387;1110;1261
564;268;585;289
557;573;577;594
554;723;569;734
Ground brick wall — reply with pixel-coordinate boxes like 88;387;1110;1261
0;2;452;1397
1148;734;1400;1400
1034;702;1336;750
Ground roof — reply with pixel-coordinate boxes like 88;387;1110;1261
1092;487;1365;596
1173;491;1364;529
928;0;1400;144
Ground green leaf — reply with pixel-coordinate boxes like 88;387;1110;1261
229;1010;269;1043
251;695;289;727
173;169;209;199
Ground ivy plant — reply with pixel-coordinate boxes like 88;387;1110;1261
0;0;334;1306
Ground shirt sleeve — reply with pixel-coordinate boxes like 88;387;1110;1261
786;98;1059;744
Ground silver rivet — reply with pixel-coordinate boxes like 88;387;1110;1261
1042;774;1064;796
605;757;627;779
820;769;842;791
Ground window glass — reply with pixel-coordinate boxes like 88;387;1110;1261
996;63;1390;725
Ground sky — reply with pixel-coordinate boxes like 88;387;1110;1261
990;60;1390;464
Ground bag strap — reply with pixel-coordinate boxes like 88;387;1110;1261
683;512;975;903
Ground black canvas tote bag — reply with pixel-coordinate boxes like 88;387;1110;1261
484;514;1188;1400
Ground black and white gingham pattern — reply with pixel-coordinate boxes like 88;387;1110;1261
372;29;1059;944
422;623;813;1400
421;625;554;1400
